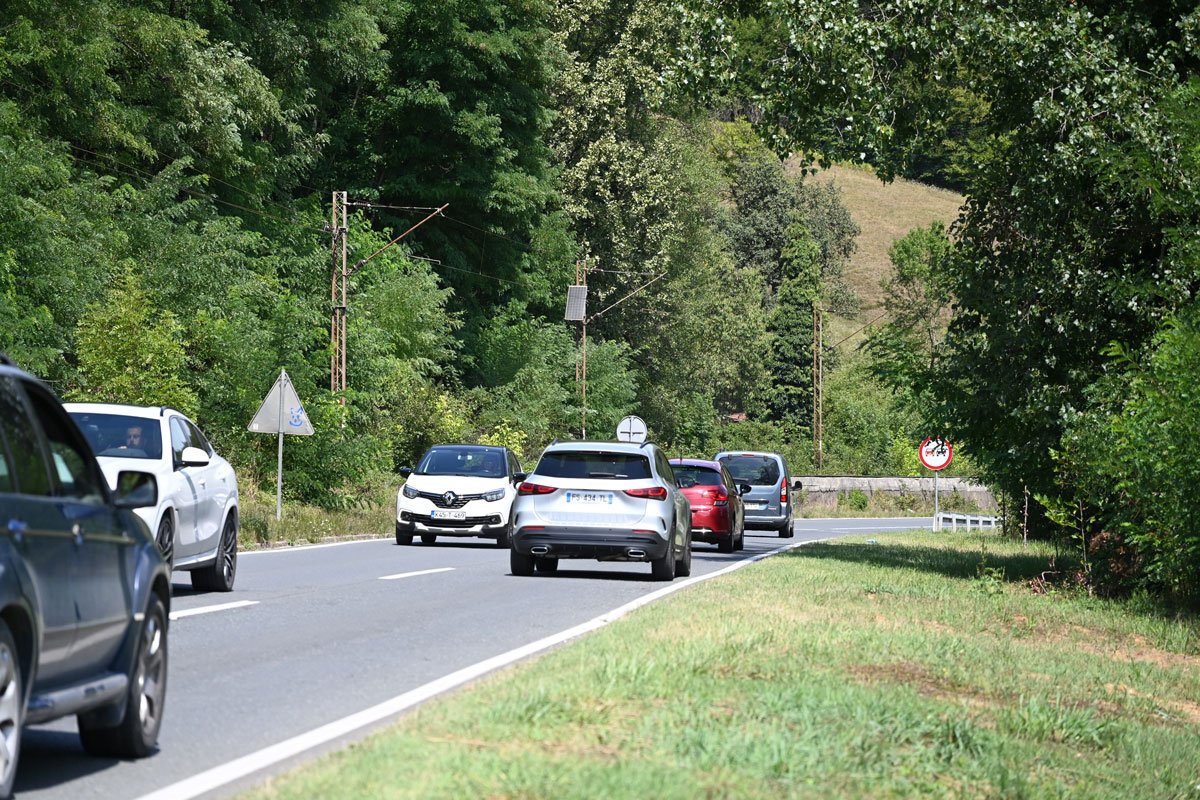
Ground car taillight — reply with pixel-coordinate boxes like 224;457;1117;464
701;487;729;506
518;482;556;496
780;482;788;504
624;486;668;501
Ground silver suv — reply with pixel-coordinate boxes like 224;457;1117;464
715;450;795;537
509;441;692;580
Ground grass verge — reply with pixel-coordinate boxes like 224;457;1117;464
243;530;1200;799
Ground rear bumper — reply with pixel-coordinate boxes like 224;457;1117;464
743;507;790;528
511;526;670;561
689;506;734;543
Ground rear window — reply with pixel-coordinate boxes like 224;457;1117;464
718;455;781;486
536;451;652;480
671;466;723;486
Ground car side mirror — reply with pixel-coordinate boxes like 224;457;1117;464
179;446;211;468
738;484;752;496
512;472;527;483
399;467;413;478
114;471;158;509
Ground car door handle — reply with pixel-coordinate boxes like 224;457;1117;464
6;519;26;543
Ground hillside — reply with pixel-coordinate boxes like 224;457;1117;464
806;164;964;351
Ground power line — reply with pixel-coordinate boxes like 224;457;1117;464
830;311;890;349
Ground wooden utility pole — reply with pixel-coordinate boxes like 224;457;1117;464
330;191;348;401
813;303;824;468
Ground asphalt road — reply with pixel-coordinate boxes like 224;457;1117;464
14;516;931;800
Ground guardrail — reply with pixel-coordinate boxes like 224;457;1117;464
934;512;1001;532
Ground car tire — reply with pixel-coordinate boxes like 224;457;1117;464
0;622;24;799
79;592;168;759
420;534;437;545
191;512;238;592
510;549;535;577
395;526;413;545
155;514;174;572
651;533;676;581
676;531;692;577
533;556;558;574
777;519;792;538
736;520;745;551
496;519;512;549
718;531;735;554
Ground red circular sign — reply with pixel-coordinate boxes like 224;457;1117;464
918;437;953;471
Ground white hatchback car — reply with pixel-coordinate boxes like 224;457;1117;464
395;444;525;546
65;402;240;591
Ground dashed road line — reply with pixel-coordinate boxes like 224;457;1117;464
379;567;456;581
169;600;259;620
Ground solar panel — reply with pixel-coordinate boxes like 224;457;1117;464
564;285;587;321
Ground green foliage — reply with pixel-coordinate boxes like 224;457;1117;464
69;268;199;415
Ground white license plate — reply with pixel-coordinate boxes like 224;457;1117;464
431;509;467;520
565;491;614;505
747;503;767;510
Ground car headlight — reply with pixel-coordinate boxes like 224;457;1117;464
402;484;419;499
483;488;505;502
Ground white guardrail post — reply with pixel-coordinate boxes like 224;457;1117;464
935;512;1001;532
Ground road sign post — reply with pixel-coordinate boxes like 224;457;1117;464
918;437;953;521
248;369;315;519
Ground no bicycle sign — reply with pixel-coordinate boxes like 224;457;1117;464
919;437;953;471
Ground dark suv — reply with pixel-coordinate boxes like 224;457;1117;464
0;359;171;797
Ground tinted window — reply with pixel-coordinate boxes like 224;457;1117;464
719;455;781;486
418;446;506;478
672;466;723;486
25;385;105;502
170;417;190;461
70;412;163;460
0;376;53;495
535;451;652;480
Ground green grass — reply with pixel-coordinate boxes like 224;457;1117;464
237;483;395;549
241;531;1200;799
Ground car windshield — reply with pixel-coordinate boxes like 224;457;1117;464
536;451;652;480
719;455;780;486
417;447;505;478
68;412;162;460
671;466;723;486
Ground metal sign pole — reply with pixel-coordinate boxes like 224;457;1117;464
276;368;285;520
934;468;939;520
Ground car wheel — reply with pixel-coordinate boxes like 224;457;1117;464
533;556;558;574
0;622;23;799
718;529;735;554
784;518;795;538
737;522;745;550
155;514;174;571
496;519;512;549
676;531;693;577
420;534;437;545
510;549;535;577
777;519;792;538
79;592;168;758
191;512;238;592
395;524;413;545
651;533;676;581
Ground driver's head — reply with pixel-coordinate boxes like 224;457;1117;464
125;426;144;447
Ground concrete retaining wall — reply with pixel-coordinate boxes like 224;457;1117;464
791;476;997;511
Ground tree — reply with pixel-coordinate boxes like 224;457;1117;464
70;268;198;415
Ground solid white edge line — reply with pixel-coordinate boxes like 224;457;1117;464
133;538;830;800
168;600;259;620
379;567;456;581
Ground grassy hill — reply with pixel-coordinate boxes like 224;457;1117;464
805;164;964;352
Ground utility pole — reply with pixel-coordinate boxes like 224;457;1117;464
813;303;824;469
330;191;349;401
328;198;447;403
578;260;588;439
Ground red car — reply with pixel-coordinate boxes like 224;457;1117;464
669;458;748;553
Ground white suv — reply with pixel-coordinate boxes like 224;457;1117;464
395;444;525;546
509;440;693;580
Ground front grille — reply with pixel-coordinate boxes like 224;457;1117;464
415;490;485;509
413;514;497;529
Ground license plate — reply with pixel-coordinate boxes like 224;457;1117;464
431;509;467;520
565;491;613;505
747;503;767;510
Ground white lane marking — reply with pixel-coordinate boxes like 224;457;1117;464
133;538;827;800
240;538;385;555
169;600;259;620
826;525;931;532
379;567;455;581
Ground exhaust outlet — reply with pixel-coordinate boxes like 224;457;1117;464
530;546;550;556
626;548;646;559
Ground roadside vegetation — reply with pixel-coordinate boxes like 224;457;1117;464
241;530;1200;799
